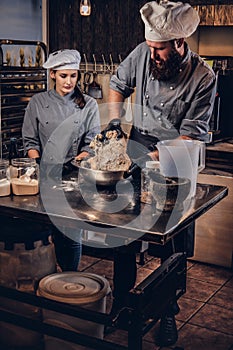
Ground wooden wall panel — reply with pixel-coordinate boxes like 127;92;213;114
214;5;233;25
48;0;233;63
48;0;147;62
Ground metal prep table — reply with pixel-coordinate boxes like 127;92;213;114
0;179;228;350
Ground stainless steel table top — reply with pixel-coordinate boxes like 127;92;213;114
0;178;228;245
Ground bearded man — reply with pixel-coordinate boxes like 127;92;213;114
106;1;217;347
109;1;216;154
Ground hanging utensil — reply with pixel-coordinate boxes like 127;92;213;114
101;54;108;74
83;71;91;94
83;53;91;94
88;54;103;99
109;54;114;75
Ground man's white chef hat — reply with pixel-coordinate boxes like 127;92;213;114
140;1;200;42
43;49;81;70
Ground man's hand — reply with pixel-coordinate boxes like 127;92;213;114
101;118;127;140
124;154;152;178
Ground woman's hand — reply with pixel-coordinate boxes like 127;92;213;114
75;151;89;162
28;149;40;159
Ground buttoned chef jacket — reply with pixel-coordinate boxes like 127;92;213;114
110;42;216;142
22;89;100;164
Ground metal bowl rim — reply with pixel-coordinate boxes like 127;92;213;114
71;160;125;175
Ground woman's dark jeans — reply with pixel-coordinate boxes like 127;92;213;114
52;227;82;271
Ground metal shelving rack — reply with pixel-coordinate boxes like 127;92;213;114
0;39;48;158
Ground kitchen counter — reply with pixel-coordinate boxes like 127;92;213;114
207;139;233;152
205;138;233;174
193;139;233;268
195;167;233;268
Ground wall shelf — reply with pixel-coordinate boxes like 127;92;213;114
0;40;48;158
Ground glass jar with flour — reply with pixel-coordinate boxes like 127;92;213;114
0;159;11;197
141;161;160;204
10;158;39;195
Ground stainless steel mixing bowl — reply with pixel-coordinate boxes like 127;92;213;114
71;160;125;186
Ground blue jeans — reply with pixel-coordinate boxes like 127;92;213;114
52;227;82;271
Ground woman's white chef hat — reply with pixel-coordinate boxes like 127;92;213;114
43;49;81;70
140;1;200;42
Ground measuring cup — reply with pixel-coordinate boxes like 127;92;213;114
156;139;205;198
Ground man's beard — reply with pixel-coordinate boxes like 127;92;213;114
150;48;183;81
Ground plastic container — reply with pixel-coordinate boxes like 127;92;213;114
37;272;110;350
0;217;57;348
10;158;39;195
141;161;160;204
0;159;11;196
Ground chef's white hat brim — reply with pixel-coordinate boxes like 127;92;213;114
43;49;81;70
140;1;200;42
